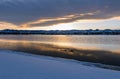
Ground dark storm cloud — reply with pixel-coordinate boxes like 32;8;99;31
0;0;120;27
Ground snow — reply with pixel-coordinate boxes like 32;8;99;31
0;50;120;79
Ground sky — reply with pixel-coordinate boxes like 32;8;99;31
0;0;120;30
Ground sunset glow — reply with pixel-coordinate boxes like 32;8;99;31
0;0;120;30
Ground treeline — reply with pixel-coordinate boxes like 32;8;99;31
0;29;120;35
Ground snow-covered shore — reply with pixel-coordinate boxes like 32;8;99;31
0;50;120;79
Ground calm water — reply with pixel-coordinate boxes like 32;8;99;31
0;35;119;53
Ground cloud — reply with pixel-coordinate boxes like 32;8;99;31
0;0;120;27
0;22;18;30
21;12;97;27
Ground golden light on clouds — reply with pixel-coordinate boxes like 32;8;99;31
0;22;18;30
0;0;120;30
20;12;97;28
112;16;120;20
21;17;69;28
0;15;120;30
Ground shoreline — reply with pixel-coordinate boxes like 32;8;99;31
0;41;120;68
1;50;120;79
0;29;120;35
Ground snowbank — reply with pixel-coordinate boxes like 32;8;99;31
0;50;120;79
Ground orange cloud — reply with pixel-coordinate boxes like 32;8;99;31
0;22;18;30
20;12;98;28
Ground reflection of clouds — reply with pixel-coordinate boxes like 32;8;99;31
0;39;21;50
0;38;120;66
0;35;120;53
49;35;74;47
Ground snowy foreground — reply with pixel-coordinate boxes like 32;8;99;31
0;50;120;79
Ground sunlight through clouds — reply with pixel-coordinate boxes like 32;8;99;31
0;0;120;30
0;22;18;30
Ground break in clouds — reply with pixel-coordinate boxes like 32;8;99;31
0;0;120;27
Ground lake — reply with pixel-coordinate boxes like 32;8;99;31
0;35;120;66
0;35;119;53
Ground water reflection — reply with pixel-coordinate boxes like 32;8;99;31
0;35;120;53
0;36;120;67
